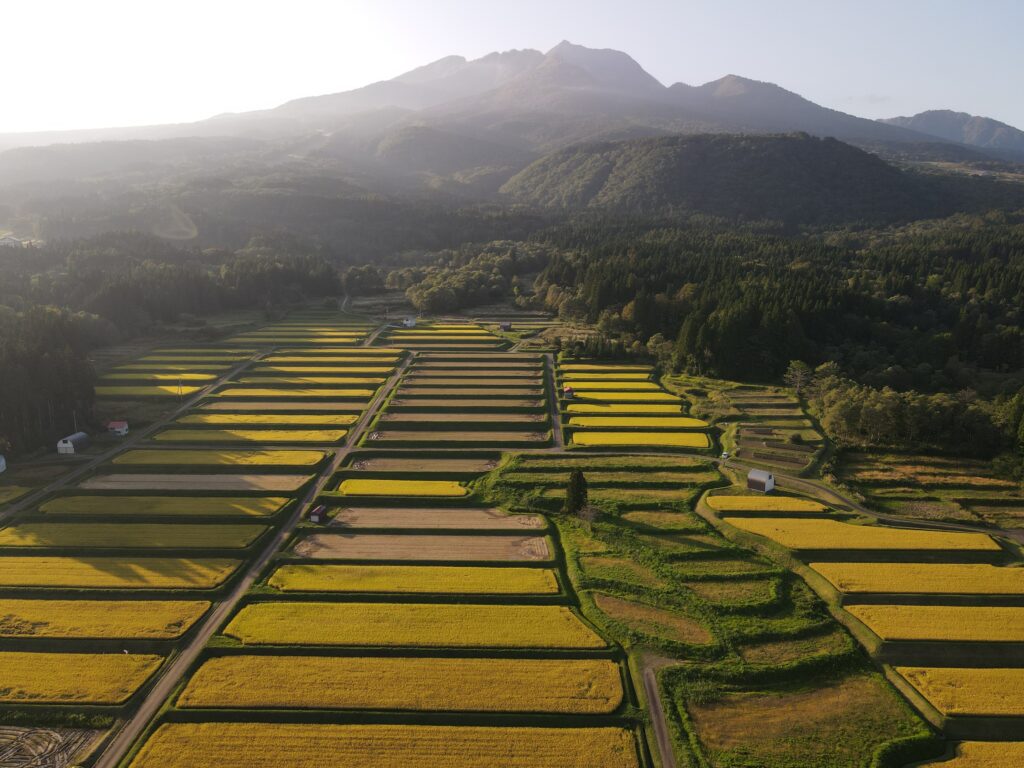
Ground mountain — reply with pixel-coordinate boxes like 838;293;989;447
501;133;996;224
880;110;1024;158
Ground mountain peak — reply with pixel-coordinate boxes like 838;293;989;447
880;109;1024;157
543;40;664;93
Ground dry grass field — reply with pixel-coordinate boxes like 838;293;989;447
707;495;828;513
293;533;550;561
330;507;545;530
592;593;712;644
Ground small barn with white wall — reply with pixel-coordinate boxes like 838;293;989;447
747;469;775;493
57;432;90;455
0;455;6;474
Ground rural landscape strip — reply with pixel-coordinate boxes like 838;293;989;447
90;341;414;768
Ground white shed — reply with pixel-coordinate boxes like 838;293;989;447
747;469;775;493
57;432;90;455
402;317;417;328
0;455;6;474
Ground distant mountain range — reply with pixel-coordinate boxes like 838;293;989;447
1;42;1022;243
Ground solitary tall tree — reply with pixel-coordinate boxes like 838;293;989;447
784;360;814;397
564;469;588;516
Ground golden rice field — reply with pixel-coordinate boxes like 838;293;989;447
101;372;218;381
568;416;708;428
729;518;1002;551
264;356;399;364
848;605;1024;642
216;388;375;399
706;495;827;513
0;556;239;589
562;381;661;390
154;428;348;444
571;431;710;448
570;392;681;402
129;722;639;768
560;364;651;371
114;449;326;466
561;373;652;380
40;495;289;517
237;376;385;385
811;562;1024;595
80;473;311;492
0;651;163;704
941;742;1024;767
896;667;1024;716
252;366;394;374
0;522;267;549
176;413;357;426
0;599;209;638
267;564;559;594
566;404;684;414
96;385;202;397
225;603;606;648
337;479;467;497
116;363;229;371
179;656;623;713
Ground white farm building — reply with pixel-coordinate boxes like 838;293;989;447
747;469;775;493
57;432;90;455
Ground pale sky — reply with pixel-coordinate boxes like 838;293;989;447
3;0;1022;134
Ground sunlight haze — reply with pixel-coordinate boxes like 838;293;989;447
4;0;1023;133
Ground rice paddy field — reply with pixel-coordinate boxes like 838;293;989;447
0;556;240;589
154;428;348;443
178;656;623;713
0;522;268;549
811;562;1024;595
224;602;607;648
0;599;209;638
729;517;1002;553
895;667;1024;717
127;722;640;768
293;533;551;561
40;495;290;517
337;478;467;496
848;605;1024;642
706;494;828;513
839;451;1024;529
0;652;163;704
267;564;560;594
113;448;327;467
328;507;544;530
79;473;311;492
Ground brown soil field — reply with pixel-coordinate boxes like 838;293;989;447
294;533;551;561
404;378;544;387
397;387;544;397
414;363;543;371
379;413;546;423
367;430;548;443
409;369;542;377
390;398;544;409
349;457;497;472
79;474;309;492
331;507;546;530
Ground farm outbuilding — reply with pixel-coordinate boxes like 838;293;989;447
747;469;775;493
308;504;327;524
563;386;575;399
0;455;6;474
499;322;513;331
402;317;417;328
57;432;90;455
106;420;130;436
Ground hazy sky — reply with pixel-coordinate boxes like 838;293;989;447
4;0;1022;133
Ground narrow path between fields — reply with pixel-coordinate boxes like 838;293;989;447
544;352;565;449
92;343;414;768
641;656;678;768
0;352;267;523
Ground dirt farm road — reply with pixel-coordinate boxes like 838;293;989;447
91;352;415;768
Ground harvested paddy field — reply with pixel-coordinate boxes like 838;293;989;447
348;456;498;472
178;656;623;713
330;507;545;530
40;495;288;520
0;726;104;767
0;556;239;589
398;387;544;397
225;602;606;648
268;564;559;594
154;428;348;444
403;378;543;387
337;479;467;497
79;474;310;492
294;533;551;561
811;562;1024;595
591;593;712;644
127;722;640;768
113;449;326;467
216;387;375;399
570;392;681;403
236;376;385;385
100;372;217;382
367;430;549;444
896;667;1024;716
390;398;544;409
0;651;162;704
848;605;1024;642
0;599;209;639
95;385;202;398
177;413;357;426
249;366;394;374
0;522;267;549
379;412;546;423
730;518;1002;552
